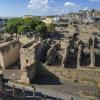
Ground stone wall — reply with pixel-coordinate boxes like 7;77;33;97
20;40;37;83
0;40;20;69
43;66;100;82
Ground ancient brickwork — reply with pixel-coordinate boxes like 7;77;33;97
44;66;100;82
62;40;70;67
90;48;95;67
77;44;82;69
0;39;20;69
20;40;38;83
20;32;100;83
46;45;62;66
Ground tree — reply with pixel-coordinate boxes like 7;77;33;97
18;26;32;34
5;17;48;38
33;17;42;26
46;23;55;33
22;18;35;29
5;18;22;37
35;23;47;38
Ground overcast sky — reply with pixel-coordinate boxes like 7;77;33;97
0;0;100;17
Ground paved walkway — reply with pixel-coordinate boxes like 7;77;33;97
6;83;89;100
0;69;21;80
0;70;99;99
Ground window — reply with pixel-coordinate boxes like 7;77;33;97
26;59;28;64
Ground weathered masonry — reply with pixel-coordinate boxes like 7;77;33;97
60;33;100;68
20;40;38;83
0;39;20;69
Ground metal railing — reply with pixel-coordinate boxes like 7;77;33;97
0;74;46;100
0;74;64;100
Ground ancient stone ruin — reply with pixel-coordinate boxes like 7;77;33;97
0;39;20;69
19;31;100;83
0;31;100;83
20;40;38;83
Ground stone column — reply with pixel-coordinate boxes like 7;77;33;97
90;47;95;68
77;45;82;69
93;36;95;49
62;43;70;67
90;36;95;68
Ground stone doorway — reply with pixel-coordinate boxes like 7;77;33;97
95;54;100;67
80;52;91;67
65;52;77;68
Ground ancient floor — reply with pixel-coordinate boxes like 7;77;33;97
0;69;21;80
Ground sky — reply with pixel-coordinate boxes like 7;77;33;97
0;0;100;17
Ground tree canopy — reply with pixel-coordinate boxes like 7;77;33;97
5;17;57;39
5;17;47;37
18;26;32;34
36;23;47;37
46;23;55;33
5;18;22;36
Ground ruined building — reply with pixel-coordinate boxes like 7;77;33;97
20;40;38;83
20;38;63;83
0;31;99;83
0;39;20;69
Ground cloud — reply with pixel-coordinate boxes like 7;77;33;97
64;2;80;12
27;0;49;9
89;0;100;2
52;2;81;15
27;0;81;15
83;6;88;10
64;2;78;7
